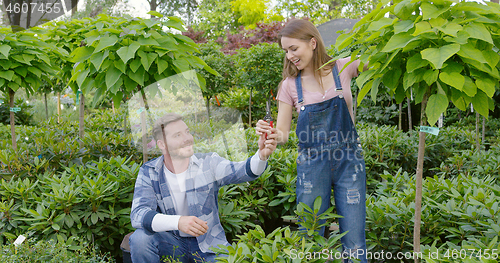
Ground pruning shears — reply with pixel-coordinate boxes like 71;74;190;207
264;98;273;139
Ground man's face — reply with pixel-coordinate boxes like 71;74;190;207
161;120;194;160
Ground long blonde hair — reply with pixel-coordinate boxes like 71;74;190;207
278;19;334;82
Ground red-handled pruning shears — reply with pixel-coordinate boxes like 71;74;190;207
264;99;273;139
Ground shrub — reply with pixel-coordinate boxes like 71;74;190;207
367;169;500;261
0;156;139;259
0;236;114;262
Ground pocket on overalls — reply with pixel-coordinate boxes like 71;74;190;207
308;109;330;142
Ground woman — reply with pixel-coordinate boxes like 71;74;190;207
256;19;367;263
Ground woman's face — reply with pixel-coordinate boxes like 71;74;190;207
281;36;316;71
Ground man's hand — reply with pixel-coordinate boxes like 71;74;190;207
178;216;208;237
257;122;278;160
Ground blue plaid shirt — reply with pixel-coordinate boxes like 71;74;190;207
130;152;267;253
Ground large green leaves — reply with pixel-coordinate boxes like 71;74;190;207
421;44;460;69
335;0;500;122
116;42;141;64
426;94;448;126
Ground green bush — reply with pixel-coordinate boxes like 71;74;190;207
367;169;500;262
0;156;139;259
0;236;114;262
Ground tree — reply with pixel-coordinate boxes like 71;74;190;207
0;27;66;151
336;0;500;260
193;0;243;39
69;12;217;163
236;43;284;126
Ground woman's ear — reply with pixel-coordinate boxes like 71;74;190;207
310;37;317;50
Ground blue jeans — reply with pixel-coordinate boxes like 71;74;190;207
129;229;218;263
295;67;367;263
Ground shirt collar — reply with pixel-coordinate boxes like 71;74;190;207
146;154;201;173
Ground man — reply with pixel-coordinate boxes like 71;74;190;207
129;113;278;262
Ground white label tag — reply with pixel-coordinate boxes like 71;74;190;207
13;235;26;246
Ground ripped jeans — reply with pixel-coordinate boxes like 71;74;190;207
296;141;367;263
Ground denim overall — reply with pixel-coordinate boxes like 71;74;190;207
295;64;367;262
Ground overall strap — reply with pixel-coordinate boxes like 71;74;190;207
332;62;342;91
295;71;304;105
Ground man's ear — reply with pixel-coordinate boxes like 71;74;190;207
157;139;165;150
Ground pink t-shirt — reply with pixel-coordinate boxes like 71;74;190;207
277;58;360;113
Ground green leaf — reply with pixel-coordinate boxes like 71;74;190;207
90;50;109;71
367;18;396;32
138;50;158;72
357;79;374;106
15;67;28;77
423;70;439;86
147;11;164;18
412;21;434;36
426;94;449;126
457;43;487;64
463;23;493;44
117;42;141;64
138;36;160;46
0;45;11;58
421;2;448;20
462;76;477;97
114;59;126;74
94;35;119;53
394;20;414;34
381;32;419;53
106;65;122;89
130;58;142;73
483;50;500;69
475;78;496;97
438;22;462;37
76;68;90;88
128;66;145;86
71;47;94;63
451;89;468;111
28;67;42;78
471;90;490;118
52;223;60;231
0;70;15;81
407;53;428;73
421;44;460;69
382;68;402;90
439;72;464;91
157;58;169;75
91;213;98;225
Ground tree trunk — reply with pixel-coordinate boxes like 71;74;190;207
140;95;148;164
398;103;402;131
413;93;428;263
249;88;252;128
482;117;486;149
57;92;61;123
492;0;499;4
9;89;16;151
79;93;85;148
44;93;49;119
71;0;78;16
476;112;480;151
150;0;157;15
205;96;211;120
407;97;413;131
139;87;154;163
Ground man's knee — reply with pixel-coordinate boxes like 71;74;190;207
129;228;156;249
